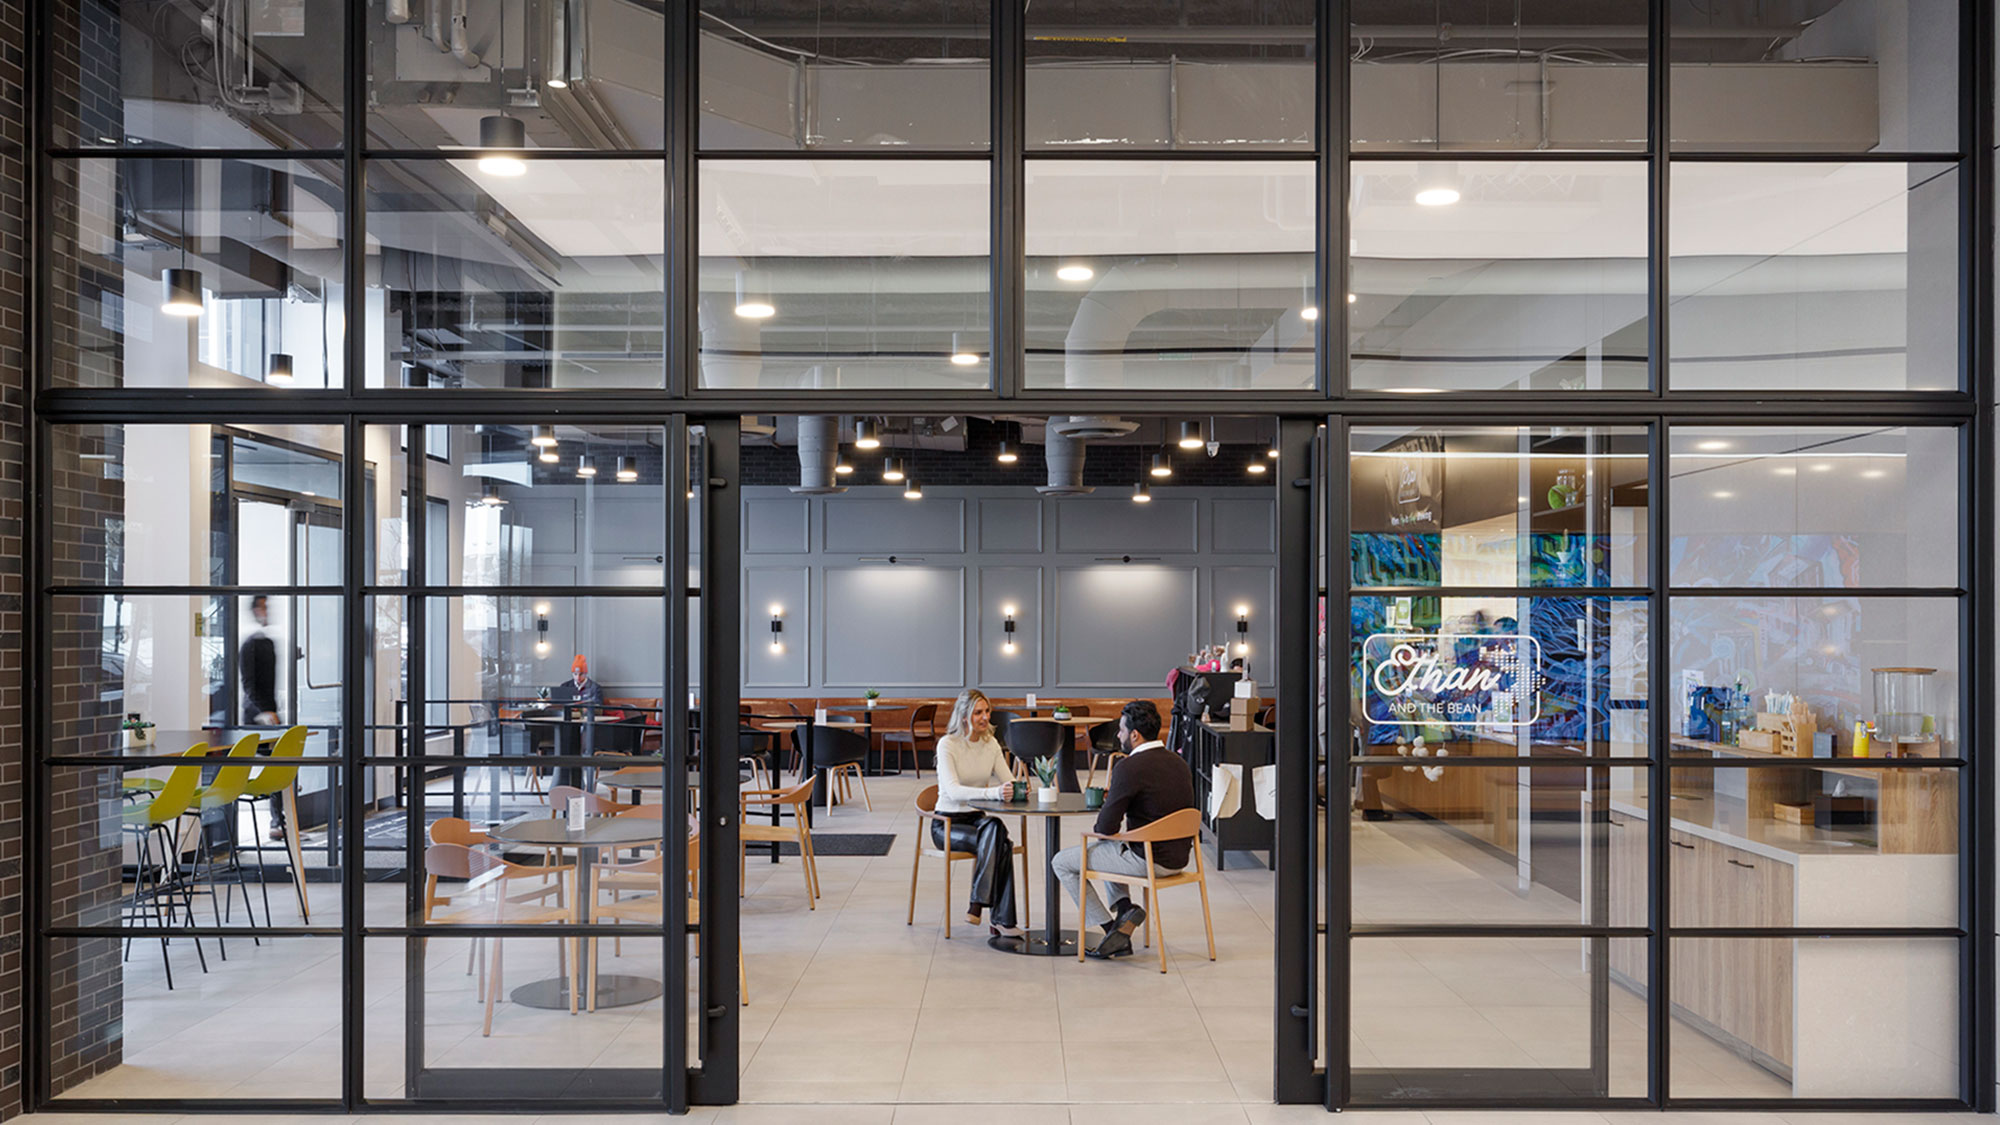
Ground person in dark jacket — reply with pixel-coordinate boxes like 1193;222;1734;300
1050;699;1197;960
239;595;285;838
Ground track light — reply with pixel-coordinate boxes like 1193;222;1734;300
1150;453;1173;479
882;456;906;483
1132;480;1152;503
854;418;880;449
160;267;205;317
477;115;528;177
1177;420;1205;450
616;455;638;482
734;270;775;319
576;456;597;478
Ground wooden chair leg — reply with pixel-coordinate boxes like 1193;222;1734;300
853;769;871;812
483;937;503;1036
739;940;749;1005
798;829;818;908
588;935;600;1013
1142;887;1152;947
1150;882;1168;974
568;934;579;1015
1197;874;1217;961
942;849;952;939
906;823;922;926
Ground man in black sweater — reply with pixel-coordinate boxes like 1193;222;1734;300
1051;699;1197;960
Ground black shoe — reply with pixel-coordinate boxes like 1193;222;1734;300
1114;901;1148;932
1087;930;1134;960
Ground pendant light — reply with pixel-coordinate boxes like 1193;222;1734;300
1150;452;1173;479
532;424;558;448
1247;460;1268;476
1177;420;1205;450
734;269;775;319
834;453;854;476
949;331;982;366
882;455;906;483
616;455;639;482
576;455;597;478
477;114;528;177
1132;480;1152;503
264;289;293;382
996;421;1019;464
479;479;508;506
903;477;924;500
160;161;204;317
1414;161;1460;207
1299;280;1319;322
538;446;559;465
854;417;880;449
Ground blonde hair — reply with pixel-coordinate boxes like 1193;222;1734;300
945;688;992;741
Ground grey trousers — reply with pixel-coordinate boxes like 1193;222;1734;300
1051;840;1175;929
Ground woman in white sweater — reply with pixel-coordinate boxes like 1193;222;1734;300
932;688;1024;936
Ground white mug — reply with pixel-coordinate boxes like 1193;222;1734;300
567;796;586;831
813;707;829;724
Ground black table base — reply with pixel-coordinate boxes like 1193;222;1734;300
986;928;1082;958
512;973;664;1011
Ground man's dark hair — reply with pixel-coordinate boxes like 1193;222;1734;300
250;594;268;612
1121;699;1162;742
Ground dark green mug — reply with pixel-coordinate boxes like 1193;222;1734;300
1084;786;1106;809
1010;780;1028;802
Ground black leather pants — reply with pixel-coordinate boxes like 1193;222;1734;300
932;812;1018;929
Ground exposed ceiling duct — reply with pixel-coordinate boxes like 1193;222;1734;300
789;414;847;495
1048;415;1138;441
1036;427;1093;497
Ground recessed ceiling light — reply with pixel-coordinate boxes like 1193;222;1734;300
1055;264;1094;282
1861;468;1887;478
1773;465;1796;476
1809;463;1833;473
1711;490;1734;499
1696;439;1731;451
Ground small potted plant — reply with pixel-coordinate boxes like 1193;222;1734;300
1051;703;1072;720
864;688;881;710
1031;756;1060;804
121;713;155;750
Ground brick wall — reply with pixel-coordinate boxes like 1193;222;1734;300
0;0;26;1109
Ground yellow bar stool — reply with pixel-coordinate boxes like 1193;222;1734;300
186;734;271;937
121;745;212;989
236;725;312;923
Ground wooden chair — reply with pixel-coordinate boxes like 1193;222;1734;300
738;777;821;907
421;842;578;1034
878;702;939;777
598;764;664;805
1076;807;1215;973
591;819;748;1008
807;725;872;812
906;785;1029;938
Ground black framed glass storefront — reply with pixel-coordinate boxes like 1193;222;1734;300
20;0;1995;1116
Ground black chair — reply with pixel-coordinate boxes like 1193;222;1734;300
739;727;778;788
990;709;1022;746
807;725;873;813
1003;718;1078;792
1084;720;1122;787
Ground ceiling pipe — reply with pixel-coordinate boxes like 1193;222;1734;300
790;415;848;495
1037;427;1093;496
386;0;413;24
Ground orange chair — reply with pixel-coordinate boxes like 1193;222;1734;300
880;702;940;777
1075;807;1216;973
739;777;820;907
590;812;747;1008
906;785;1030;938
422;842;578;1034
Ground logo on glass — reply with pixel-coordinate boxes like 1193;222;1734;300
1361;632;1545;729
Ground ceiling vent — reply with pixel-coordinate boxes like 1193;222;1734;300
1047;415;1138;441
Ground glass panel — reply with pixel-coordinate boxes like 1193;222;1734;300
1352;2;1647;152
364;936;666;1100
1669;162;1958;392
1351;936;1648;1100
1350;160;1649;393
1668;595;1960;758
365;159;664;389
1670;1;1958;154
702;1;988;150
48;761;345;930
50;594;345;758
54;0;345;151
45;936;344;1101
1025;160;1314;391
1669;426;1959;590
1351;426;1651;588
1667;938;1957;1098
50;158;346;389
52;424;345;587
366;423;665;586
1353;766;1648;927
1660;763;1957;929
1029;0;1312;151
1351;596;1650;758
366;2;666;151
698;160;989;390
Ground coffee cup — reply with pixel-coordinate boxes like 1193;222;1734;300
1010;780;1028;802
1084;786;1106;809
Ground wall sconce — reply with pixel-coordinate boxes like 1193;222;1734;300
769;604;784;652
535;602;551;656
1002;605;1017;654
1235;604;1250;654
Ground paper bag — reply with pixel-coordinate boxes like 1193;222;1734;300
1251;764;1279;820
1207;763;1243;820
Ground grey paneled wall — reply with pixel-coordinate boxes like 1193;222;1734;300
740;485;1280;697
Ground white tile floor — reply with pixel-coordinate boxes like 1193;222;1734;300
39;767;1969;1119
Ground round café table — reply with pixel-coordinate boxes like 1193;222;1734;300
964;793;1104;958
485;813;666;1010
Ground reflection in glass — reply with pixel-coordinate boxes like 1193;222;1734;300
699;161;989;389
52;159;346;389
1351;936;1648;1099
702;1;988;150
1669;162;1958;392
1351;160;1648;392
1029;0;1312;150
1667;939;1956;1099
1669;426;1958;589
47;937;344;1101
55;0;345;150
1026;160;1314;391
368;3;665;151
366;160;664;389
1350;597;1650;758
1670;0;1958;153
1353;766;1647;927
52;424;346;587
1352;2;1647;151
1351;427;1650;588
1668;596;1959;757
